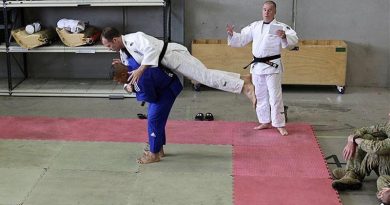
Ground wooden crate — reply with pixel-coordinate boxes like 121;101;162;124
191;39;252;75
192;39;347;87
281;40;347;86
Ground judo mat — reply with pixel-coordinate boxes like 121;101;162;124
0;116;341;205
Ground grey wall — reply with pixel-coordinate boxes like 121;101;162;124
388;2;390;88
185;0;390;87
186;0;293;46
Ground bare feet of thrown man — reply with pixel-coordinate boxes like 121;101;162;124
253;123;272;130
137;151;160;164
240;74;256;108
277;127;288;136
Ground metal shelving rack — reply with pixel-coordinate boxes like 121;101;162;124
1;0;171;97
0;6;14;95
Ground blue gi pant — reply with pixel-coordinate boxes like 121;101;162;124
147;88;177;153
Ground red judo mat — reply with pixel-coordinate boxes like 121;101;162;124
0;116;341;205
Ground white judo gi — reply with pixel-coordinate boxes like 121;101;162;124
228;19;298;127
119;32;244;94
57;19;85;33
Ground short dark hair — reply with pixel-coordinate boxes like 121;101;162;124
264;1;276;9
101;27;121;41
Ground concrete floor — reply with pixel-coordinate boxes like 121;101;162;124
0;85;389;205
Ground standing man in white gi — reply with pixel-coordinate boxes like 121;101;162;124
101;27;256;107
226;1;298;135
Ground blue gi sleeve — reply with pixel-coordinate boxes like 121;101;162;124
126;57;158;103
127;57;140;72
136;71;158;103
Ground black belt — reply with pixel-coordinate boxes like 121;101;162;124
159;41;169;67
243;54;281;69
158;41;175;78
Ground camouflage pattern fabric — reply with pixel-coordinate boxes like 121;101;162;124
347;122;390;179
377;175;390;191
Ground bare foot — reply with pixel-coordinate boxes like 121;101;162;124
144;143;165;157
253;123;272;130
144;148;165;158
241;75;256;108
137;151;160;164
158;149;165;158
277;127;288;136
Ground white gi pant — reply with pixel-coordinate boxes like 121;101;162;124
161;44;244;94
252;73;285;127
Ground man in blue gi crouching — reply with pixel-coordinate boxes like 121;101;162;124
112;56;182;164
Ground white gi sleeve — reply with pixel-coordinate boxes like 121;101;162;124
228;23;254;48
281;25;298;50
133;32;160;67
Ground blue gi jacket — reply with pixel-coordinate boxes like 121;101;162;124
126;57;182;103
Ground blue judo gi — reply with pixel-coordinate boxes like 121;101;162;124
126;57;182;153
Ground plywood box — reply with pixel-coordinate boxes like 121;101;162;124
191;39;252;75
192;39;347;87
281;40;347;87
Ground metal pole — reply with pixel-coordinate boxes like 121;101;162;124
3;0;12;95
163;0;167;41
292;0;297;30
122;7;126;33
167;0;171;42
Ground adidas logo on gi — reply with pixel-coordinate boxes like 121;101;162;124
134;83;141;92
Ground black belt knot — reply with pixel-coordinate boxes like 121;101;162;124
243;54;281;69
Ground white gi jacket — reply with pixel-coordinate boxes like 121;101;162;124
119;32;245;93
228;19;298;75
119;32;186;67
